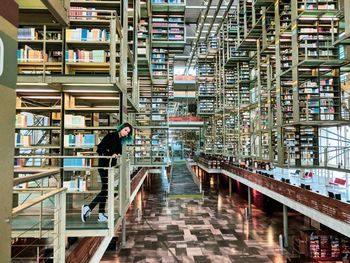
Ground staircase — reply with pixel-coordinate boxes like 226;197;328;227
168;162;202;199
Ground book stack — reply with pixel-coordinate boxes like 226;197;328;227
64;114;86;128
63;176;88;191
64;134;96;147
66;28;110;42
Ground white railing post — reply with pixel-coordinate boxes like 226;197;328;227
53;190;66;263
108;166;115;237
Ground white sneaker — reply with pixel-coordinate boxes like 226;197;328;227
81;205;91;222
98;213;108;222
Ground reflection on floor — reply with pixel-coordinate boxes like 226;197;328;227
101;173;300;263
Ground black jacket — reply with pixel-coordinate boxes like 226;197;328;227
97;132;122;167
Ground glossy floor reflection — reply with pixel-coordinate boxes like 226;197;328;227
101;173;295;263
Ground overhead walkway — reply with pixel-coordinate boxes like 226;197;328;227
168;161;202;199
196;157;350;238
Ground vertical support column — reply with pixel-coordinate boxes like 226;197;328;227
266;56;273;161
121;217;127;247
120;0;128;90
237;61;242;160
60;191;66;261
110;17;117;83
274;0;283;166
119;0;130;220
256;40;262;159
343;0;350;36
217;173;220;190
251;0;256;27
141;183;144;202
133;199;138;220
291;0;300;123
247;186;252;216
108;165;115;236
283;204;288;247
346;172;350;202
60;92;65;185
132;0;139;104
0;1;18;260
261;7;267;49
54;191;66;263
229;177;232;197
243;0;248;38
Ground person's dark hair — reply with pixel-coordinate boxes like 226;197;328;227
116;122;133;144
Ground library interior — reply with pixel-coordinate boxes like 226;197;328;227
2;0;350;262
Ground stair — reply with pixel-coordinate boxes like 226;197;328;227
168;162;202;199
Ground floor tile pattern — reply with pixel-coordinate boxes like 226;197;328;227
102;172;292;263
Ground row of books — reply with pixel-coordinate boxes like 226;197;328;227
152;65;167;69
301;3;336;10
63;157;90;167
18;28;62;41
152;0;184;3
64;134;96;147
16;114;29;127
17;46;46;63
15;134;31;147
66;28;110;42
69;7;98;20
64;114;86;128
18;28;41;41
65;50;106;63
63;176;88;191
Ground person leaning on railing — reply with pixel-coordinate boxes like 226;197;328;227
81;122;133;223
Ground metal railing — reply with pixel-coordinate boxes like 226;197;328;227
13;155;122;237
12;187;66;262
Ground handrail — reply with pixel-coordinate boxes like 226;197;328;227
13;169;60;186
14;156;120;186
12;188;66;216
14;155;119;159
186;162;202;193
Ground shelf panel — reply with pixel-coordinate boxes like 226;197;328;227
16;107;61;112
70;0;120;8
15;126;61;130
15;145;61;149
66;41;110;46
64;126;116;130
14;167;60;173
65;107;119;112
151;3;185;12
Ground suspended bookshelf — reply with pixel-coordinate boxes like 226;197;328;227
151;48;168;83
17;25;64;75
151;14;186;48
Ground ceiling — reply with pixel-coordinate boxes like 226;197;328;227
178;0;235;58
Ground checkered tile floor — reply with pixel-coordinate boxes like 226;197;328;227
101;173;296;263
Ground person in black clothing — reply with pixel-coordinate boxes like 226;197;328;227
81;122;133;222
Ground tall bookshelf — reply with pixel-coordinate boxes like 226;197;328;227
15;0;136;236
151;0;185;46
212;0;348;168
15;94;62;168
135;76;169;164
151;13;185;47
151;48;168;83
279;0;344;166
17;25;64;75
197;59;216;115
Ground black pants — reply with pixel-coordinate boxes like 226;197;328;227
89;168;108;213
